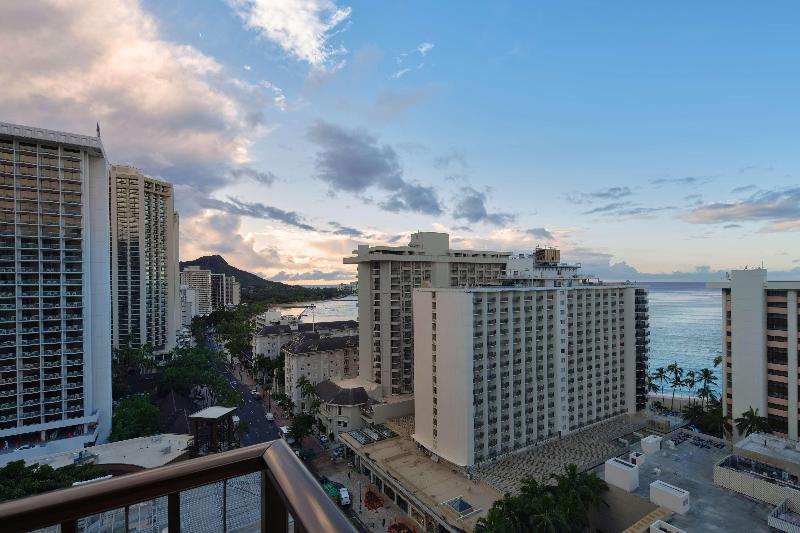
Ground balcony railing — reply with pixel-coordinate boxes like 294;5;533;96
0;440;355;533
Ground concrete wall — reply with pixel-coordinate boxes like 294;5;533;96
412;290;475;466
714;462;800;508
730;269;768;420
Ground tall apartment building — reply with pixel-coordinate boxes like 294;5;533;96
180;266;212;316
709;269;800;438
180;285;200;328
225;276;241;307
344;232;509;396
413;249;649;466
211;273;225;311
0;122;112;457
110;165;179;354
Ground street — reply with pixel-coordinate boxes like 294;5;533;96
206;332;279;446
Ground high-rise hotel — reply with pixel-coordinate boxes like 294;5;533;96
0;122;112;455
709;269;800;438
413;248;649;466
110;165;179;357
344;232;509;397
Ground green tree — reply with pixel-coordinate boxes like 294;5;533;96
652;367;667;399
0;461;106;503
666;362;683;411
289;413;315;444
110;394;160;442
475;465;608;533
735;407;772;437
697;368;718;409
713;354;723;368
272;393;295;414
684;370;697;406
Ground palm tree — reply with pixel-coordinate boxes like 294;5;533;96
666;362;683;411
684;370;697;406
713;354;723;368
698;368;718;409
735;407;772;437
652;367;667;399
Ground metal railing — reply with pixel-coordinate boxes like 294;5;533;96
0;439;355;533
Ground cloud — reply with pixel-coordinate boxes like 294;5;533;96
391;41;434;79
433;149;467;170
271;269;355;282
228;0;351;71
307;121;442;214
228;166;278;186
583;202;673;217
203;197;318;231
453;187;515;226
417;42;434;56
526;227;555;240
368;88;432;122
731;184;757;193
723;224;742;229
0;0;280;217
328;221;364;237
568;187;632;203
381;183;442;215
684;186;800;232
651;176;714;187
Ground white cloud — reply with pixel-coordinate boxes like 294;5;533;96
417;42;434;56
244;64;252;70
0;0;281;196
228;0;351;70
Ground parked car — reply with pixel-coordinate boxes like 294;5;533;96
266;412;274;421
338;487;351;506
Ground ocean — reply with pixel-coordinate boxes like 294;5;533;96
287;283;723;394
643;282;722;394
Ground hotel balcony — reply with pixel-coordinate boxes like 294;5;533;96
0;440;354;533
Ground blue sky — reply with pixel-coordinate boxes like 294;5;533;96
2;1;799;282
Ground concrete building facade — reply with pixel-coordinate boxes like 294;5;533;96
180;285;200;328
343;232;509;397
709;269;800;439
0;122;112;458
282;333;359;414
180;266;212;316
412;250;649;466
110;165;179;354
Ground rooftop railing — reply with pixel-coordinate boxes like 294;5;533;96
0;439;355;533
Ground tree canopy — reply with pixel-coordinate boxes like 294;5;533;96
475;464;608;533
110;394;160;442
0;460;106;503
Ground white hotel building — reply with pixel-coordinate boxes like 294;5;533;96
0;122;112;459
413;249;649;466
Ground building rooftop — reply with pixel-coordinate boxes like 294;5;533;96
25;434;191;470
255;320;357;337
0;121;104;154
344;232;509;264
283;333;358;354
188;406;237;420
592;430;773;533
314;380;369;406
340;433;501;531
734;432;800;477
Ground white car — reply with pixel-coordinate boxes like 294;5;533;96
338;487;351;506
266;412;274;421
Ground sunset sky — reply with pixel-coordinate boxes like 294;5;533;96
2;1;799;283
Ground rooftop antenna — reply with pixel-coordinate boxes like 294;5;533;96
96;122;101;138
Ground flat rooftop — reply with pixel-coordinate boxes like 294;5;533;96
26;434;192;470
341;433;501;531
735;433;800;476
593;431;773;533
189;406;237;420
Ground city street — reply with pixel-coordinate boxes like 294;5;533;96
206;332;279;446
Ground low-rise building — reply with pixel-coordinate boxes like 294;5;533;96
283;333;358;413
314;378;378;438
253;319;357;360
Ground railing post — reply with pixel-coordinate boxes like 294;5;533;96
168;492;181;532
262;470;287;533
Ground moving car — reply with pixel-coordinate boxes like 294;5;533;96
266;412;274;421
338;487;350;506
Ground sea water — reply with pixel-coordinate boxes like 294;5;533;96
644;282;722;394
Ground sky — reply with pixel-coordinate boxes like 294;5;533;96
1;0;799;283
